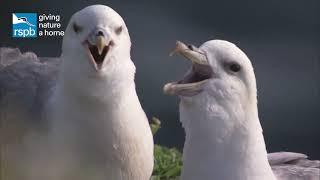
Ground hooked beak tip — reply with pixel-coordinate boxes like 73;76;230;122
169;40;186;56
169;40;209;65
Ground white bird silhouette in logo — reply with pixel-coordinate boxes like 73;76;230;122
12;13;35;27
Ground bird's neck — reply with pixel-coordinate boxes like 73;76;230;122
62;79;137;106
52;65;142;126
58;63;137;106
51;70;146;148
180;99;276;180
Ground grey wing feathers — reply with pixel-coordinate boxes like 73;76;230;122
268;152;320;180
268;152;308;166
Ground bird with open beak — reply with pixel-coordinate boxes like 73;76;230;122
47;5;154;180
164;40;319;180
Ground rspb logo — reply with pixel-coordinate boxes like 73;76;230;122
12;13;37;38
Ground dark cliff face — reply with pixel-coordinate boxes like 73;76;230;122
0;0;319;158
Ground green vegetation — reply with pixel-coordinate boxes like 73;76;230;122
150;117;182;180
150;117;162;136
151;145;182;180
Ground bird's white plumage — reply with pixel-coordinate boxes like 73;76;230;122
175;40;319;180
47;5;154;180
178;40;276;180
1;5;153;180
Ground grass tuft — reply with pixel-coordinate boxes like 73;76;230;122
150;117;182;180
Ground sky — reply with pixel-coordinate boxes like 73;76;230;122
1;0;319;158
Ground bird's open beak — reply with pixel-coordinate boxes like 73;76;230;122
83;34;111;71
163;41;213;96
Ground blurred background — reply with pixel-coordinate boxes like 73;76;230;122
1;0;319;158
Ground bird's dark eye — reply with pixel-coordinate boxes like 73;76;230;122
229;63;241;72
115;26;123;35
73;23;82;33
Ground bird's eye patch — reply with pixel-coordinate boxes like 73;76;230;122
228;63;241;72
73;23;82;33
224;62;241;73
115;26;123;35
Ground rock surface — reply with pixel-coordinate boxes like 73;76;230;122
0;47;60;142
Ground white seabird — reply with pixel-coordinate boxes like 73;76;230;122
48;5;154;180
1;5;154;180
12;13;35;26
164;40;320;180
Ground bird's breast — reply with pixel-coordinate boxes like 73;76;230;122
48;93;154;179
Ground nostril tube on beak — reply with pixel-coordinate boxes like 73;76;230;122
96;30;104;37
187;44;194;50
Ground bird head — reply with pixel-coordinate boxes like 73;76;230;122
62;5;132;77
18;17;27;22
164;40;257;109
60;5;135;99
